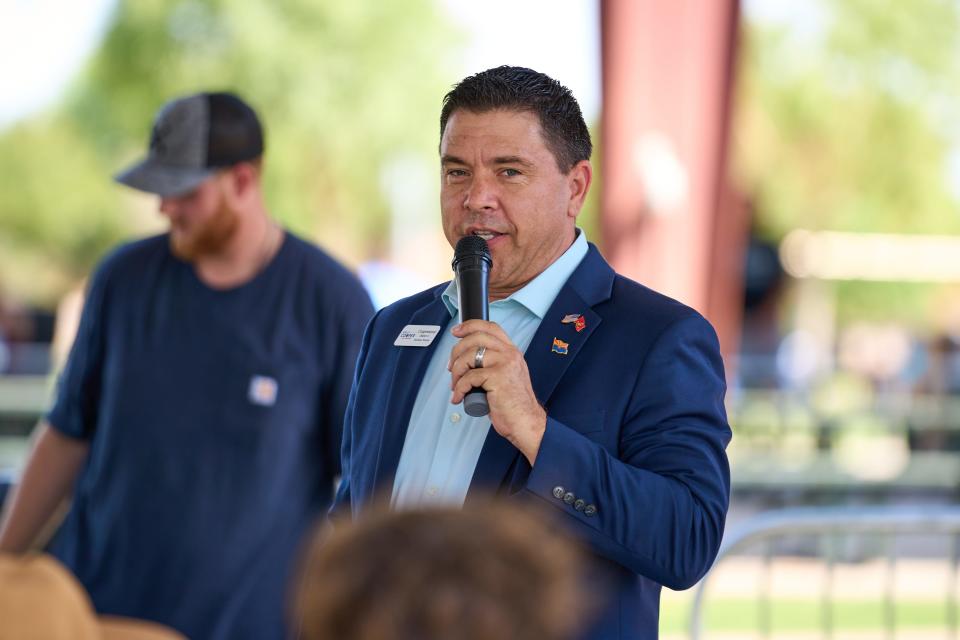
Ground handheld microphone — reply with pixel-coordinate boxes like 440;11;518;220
452;235;492;417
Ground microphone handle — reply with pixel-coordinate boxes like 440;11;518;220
457;266;489;322
457;264;490;417
463;388;489;417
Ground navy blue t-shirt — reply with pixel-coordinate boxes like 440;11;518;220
47;232;373;640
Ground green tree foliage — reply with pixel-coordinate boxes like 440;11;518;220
0;0;457;305
734;0;960;324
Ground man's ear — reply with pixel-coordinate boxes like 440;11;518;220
566;160;593;219
230;162;258;198
220;162;258;207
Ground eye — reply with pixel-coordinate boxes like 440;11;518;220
445;168;468;178
501;168;521;177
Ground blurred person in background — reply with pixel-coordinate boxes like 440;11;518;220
0;288;56;374
0;92;374;640
333;66;731;639
296;501;590;640
909;332;960;452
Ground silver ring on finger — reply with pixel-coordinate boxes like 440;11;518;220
473;345;487;369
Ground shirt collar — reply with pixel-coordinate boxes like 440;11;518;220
442;228;589;319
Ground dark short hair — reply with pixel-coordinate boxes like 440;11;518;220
439;66;592;173
296;501;592;640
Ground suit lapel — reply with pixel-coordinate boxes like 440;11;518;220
371;293;452;493
526;289;601;405
466;245;615;501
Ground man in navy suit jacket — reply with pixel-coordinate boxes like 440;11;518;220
333;66;731;639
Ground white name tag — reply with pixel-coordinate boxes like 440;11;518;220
394;324;442;347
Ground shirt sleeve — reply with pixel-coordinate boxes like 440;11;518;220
46;261;112;440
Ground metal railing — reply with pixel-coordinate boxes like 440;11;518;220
690;506;960;639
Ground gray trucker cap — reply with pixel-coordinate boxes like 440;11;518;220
114;92;264;197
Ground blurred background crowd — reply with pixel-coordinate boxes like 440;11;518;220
2;0;960;637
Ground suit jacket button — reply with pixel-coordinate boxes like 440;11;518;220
552;486;565;499
563;492;576;505
584;504;597;516
574;499;586;511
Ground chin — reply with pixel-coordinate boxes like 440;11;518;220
169;236;197;261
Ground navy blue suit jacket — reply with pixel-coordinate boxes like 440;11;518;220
333;244;731;639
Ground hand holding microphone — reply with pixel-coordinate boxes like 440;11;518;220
448;236;547;464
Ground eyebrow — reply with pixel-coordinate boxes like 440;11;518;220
492;155;533;167
440;154;534;167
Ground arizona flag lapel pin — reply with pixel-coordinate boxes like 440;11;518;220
551;337;569;355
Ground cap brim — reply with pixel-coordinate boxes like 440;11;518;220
114;156;215;198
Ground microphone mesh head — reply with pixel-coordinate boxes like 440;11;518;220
453;235;491;269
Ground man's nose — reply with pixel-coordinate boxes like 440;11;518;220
463;173;497;211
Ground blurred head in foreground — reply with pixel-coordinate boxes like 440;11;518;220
0;553;184;640
296;501;590;640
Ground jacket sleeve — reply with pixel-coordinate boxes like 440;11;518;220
524;313;731;590
321;290;375;477
329;308;380;524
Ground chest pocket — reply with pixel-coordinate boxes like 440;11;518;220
220;355;320;436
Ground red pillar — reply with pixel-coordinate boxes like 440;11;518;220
600;0;746;364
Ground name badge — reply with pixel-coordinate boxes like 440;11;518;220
394;325;441;347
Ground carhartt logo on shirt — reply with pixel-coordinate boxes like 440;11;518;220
248;375;278;406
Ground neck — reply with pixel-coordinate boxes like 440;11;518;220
194;209;280;289
486;229;577;302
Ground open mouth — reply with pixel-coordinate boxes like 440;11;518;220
471;230;504;242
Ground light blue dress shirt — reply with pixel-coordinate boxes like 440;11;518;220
391;229;589;508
